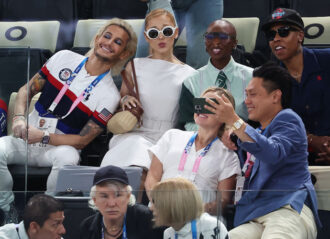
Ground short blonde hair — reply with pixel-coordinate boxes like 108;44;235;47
86;18;137;76
89;180;136;210
150;178;203;227
201;87;235;137
145;8;176;30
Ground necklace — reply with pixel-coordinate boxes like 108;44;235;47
104;227;123;238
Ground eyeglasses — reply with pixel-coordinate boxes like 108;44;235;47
204;32;235;41
145;26;177;39
265;26;300;41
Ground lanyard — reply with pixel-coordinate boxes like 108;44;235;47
102;214;127;239
175;220;197;239
178;132;218;174
47;57;109;119
241;126;268;178
15;224;21;239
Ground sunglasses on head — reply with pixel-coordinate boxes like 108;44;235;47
145;26;177;39
204;32;235;41
265;26;300;41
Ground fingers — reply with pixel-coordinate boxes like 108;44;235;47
315;153;330;165
121;96;141;110
221;131;237;151
12;122;27;139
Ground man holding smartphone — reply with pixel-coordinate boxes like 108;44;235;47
178;19;253;132
206;62;320;239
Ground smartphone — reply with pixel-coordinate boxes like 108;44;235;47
193;98;218;114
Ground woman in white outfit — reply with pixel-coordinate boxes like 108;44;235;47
151;178;228;239
101;9;196;169
145;87;241;215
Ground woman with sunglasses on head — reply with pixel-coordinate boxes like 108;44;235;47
145;87;240;215
102;9;196;170
262;8;330;165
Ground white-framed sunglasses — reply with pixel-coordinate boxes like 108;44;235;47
145;26;177;39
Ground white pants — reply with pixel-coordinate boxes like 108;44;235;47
0;136;80;211
229;204;317;239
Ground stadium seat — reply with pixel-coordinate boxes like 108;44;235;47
55;165;144;200
175;17;259;54
55;196;95;239
224;17;260;53
72;19;144;55
308;166;330;239
0;21;60;105
302;17;330;49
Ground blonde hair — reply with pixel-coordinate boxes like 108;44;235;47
201;87;235;137
89;180;136;210
150;178;203;227
86;18;137;76
144;9;176;30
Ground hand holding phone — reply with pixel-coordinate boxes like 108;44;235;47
193;98;218;114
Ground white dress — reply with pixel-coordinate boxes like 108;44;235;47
101;58;196;168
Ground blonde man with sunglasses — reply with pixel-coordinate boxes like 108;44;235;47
262;8;330;165
0;18;137;223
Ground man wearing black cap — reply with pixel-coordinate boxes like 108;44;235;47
262;8;330;165
79;165;163;239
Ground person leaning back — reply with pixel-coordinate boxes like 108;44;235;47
0;18;137;223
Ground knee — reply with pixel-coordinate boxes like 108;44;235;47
0;137;10;165
52;145;80;166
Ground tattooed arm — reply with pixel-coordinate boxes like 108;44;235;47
12;73;46;139
27;119;105;149
14;72;46;116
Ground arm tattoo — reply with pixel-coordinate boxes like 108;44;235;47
80;120;103;137
30;74;46;96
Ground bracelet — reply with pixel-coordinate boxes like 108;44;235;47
13;115;26;122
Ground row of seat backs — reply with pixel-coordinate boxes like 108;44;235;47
1;16;329;55
73;18;260;53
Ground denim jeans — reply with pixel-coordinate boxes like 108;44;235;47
136;0;224;69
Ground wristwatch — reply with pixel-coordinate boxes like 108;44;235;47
231;118;244;131
41;130;50;145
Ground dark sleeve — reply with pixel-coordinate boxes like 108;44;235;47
79;214;101;239
176;83;195;129
79;217;90;239
127;204;164;239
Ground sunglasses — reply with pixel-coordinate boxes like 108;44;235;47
204;32;235;41
145;26;177;39
265;26;300;41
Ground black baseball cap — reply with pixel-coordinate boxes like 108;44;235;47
93;165;129;186
262;8;304;31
